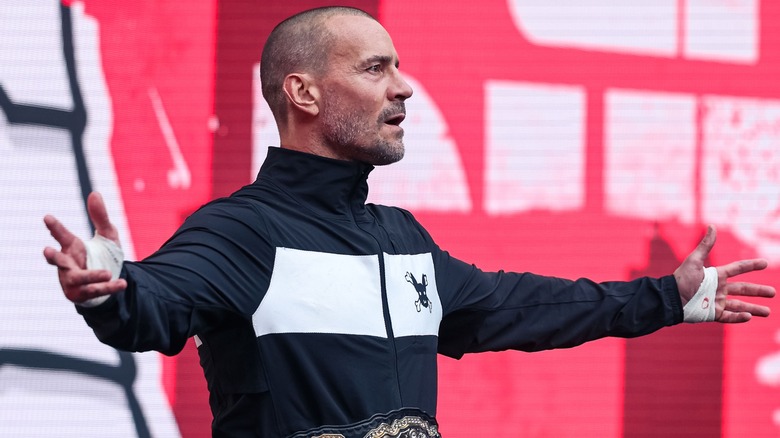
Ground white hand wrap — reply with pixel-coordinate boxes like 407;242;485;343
683;266;718;323
78;234;125;308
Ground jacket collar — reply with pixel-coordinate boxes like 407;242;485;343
254;147;375;219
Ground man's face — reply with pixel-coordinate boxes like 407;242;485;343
316;15;413;166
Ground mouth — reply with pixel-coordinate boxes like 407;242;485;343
384;113;406;126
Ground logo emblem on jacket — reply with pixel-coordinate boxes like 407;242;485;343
405;272;432;313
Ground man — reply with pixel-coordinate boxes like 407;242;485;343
43;6;775;438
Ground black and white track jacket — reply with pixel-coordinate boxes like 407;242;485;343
78;147;683;437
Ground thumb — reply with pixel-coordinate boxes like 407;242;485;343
87;192;120;244
688;224;716;264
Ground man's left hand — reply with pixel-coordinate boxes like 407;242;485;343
674;225;775;323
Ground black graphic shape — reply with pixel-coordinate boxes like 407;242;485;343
405;272;432;313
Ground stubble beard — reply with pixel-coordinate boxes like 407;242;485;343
321;100;406;166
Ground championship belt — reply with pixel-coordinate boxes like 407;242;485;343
291;408;441;438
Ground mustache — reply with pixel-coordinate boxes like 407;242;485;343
379;102;406;121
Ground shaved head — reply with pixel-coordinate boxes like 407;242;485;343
260;7;377;125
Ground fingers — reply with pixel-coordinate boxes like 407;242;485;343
717;311;753;324
719;258;769;278
87;192;119;242
44;245;126;303
44;214;79;249
43;246;79;270
718;298;771;323
44;246;113;285
724;298;771;317
71;278;128;303
716;282;775;323
724;281;776;298
48;260;126;303
63;267;114;287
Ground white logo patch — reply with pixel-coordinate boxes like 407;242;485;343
384;253;442;337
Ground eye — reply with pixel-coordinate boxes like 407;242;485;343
366;64;382;74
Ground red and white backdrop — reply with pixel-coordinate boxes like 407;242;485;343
2;0;779;436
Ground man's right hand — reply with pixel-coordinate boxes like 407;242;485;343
43;192;127;304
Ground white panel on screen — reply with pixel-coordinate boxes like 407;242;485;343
507;0;677;56
484;80;584;215
701;95;780;261
0;2;73;109
508;0;757;63
685;0;758;63
604;89;696;223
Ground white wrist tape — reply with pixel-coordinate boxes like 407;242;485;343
683;266;718;323
78;234;125;308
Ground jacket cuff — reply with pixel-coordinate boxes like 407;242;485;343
662;274;684;325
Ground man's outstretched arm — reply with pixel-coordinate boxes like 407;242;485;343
43;190;276;355
435;224;775;358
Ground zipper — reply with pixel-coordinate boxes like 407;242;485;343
349;167;403;405
375;250;403;402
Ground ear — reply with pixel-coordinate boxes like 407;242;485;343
282;73;320;117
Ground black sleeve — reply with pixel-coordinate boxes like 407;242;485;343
434;250;684;359
77;198;275;356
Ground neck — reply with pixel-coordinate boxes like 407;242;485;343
279;127;345;161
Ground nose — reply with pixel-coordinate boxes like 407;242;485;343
391;70;413;101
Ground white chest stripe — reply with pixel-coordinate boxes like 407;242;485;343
252;248;442;339
253;248;386;337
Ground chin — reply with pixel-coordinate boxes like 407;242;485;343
370;142;405;166
373;155;404;166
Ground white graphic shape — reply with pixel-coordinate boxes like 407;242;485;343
149;87;191;189
251;66;471;211
484;80;585;214
685;0;758;63
507;0;758;63
605;89;697;223
507;0;677;56
701;95;780;262
0;2;73;109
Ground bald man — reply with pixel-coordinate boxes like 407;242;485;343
44;6;774;437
